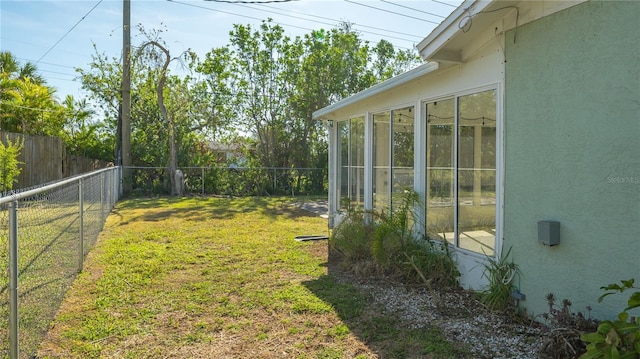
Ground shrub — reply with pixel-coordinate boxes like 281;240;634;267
580;279;640;359
0;135;24;194
330;206;374;263
537;293;597;359
480;247;520;311
330;191;459;288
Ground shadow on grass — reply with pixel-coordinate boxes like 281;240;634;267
302;249;471;359
114;196;322;224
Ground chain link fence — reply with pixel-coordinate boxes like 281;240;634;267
127;166;328;197
0;167;121;359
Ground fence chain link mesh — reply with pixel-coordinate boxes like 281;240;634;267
0;167;120;359
129;167;327;197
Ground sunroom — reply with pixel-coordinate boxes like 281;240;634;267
316;0;639;319
314;0;521;289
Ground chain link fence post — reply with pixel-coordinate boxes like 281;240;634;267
78;178;84;273
8;200;19;359
201;167;205;195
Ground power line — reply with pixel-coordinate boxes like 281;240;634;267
344;0;440;25
1;102;66;113
379;0;446;19
17;58;76;70
251;3;424;39
432;0;458;8
168;0;314;32
38;69;77;78
205;0;298;3
36;0;103;64
167;0;415;50
46;76;79;83
234;3;420;42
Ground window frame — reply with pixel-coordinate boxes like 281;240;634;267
421;84;503;258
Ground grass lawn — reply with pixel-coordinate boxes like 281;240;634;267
37;196;466;359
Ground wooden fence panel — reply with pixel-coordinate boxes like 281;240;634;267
1;131;64;189
1;131;111;190
65;155;112;177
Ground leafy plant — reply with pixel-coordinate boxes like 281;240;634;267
371;190;417;267
542;293;597;331
330;204;375;263
480;247;520;311
580;279;640;359
331;190;459;288
0;135;24;194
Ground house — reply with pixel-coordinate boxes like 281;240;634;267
313;0;639;319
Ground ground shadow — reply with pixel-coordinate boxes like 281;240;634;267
115;196;322;224
303;248;445;358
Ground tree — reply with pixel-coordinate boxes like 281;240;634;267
60;95;113;160
137;25;198;195
0;52;65;136
372;40;421;81
226;20;298;170
195;46;238;141
75;22;423;195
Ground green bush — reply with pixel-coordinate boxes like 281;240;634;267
330;191;459;288
480;247;520;311
0;136;24;194
580;279;640;359
330;207;374;263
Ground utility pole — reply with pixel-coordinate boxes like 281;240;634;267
121;0;131;192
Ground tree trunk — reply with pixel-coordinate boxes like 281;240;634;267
140;41;179;195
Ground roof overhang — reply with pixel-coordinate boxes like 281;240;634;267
417;0;519;63
312;61;439;120
417;0;588;63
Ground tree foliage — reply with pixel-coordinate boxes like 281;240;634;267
74;22;422;194
0;136;24;194
0;51;113;161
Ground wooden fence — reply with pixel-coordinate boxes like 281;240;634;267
0;131;112;190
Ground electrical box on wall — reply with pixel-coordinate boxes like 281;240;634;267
538;220;560;246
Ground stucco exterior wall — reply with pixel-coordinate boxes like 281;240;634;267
504;1;640;319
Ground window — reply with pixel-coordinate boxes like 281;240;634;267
373;107;414;213
426;89;496;255
350;117;365;207
337;116;365;211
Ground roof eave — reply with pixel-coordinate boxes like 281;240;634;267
416;0;493;61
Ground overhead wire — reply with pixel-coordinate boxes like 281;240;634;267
35;0;103;64
166;0;416;50
168;0;315;32
1;103;68;113
232;3;420;42
205;0;298;3
379;0;446;19
17;58;76;70
432;0;458;8
343;0;441;25
250;3;424;39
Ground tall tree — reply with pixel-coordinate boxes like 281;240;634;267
0;52;65;136
227;20;298;170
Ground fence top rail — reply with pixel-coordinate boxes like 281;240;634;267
126;166;324;170
0;166;120;205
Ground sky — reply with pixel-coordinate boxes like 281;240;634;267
0;0;463;101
